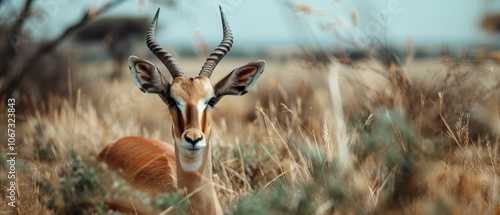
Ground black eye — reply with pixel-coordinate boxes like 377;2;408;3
208;97;219;107
166;97;176;107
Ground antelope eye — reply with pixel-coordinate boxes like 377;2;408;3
207;97;219;107
166;97;177;107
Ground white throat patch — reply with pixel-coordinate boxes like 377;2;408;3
179;155;203;172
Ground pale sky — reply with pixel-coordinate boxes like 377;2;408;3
4;0;500;48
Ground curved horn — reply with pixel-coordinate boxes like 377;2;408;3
147;8;184;78
199;6;233;78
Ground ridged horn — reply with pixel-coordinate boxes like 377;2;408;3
147;8;184;78
199;6;233;78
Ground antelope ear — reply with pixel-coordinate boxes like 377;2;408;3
213;60;265;99
128;55;169;95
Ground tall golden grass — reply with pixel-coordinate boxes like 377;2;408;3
1;52;500;214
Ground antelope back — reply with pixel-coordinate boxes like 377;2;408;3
97;136;177;194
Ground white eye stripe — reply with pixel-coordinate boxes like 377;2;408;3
171;95;187;119
197;99;208;122
171;96;185;106
170;95;212;123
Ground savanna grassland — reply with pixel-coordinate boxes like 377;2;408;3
1;43;500;215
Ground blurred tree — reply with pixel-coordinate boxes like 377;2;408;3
74;16;149;79
481;13;500;33
480;13;500;63
0;0;124;99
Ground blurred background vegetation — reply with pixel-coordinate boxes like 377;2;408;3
1;0;500;214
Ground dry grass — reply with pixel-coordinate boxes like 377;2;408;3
1;51;500;215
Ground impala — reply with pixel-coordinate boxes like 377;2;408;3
97;7;265;215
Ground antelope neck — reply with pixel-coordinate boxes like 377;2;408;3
175;136;218;212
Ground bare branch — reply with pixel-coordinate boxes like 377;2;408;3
0;0;33;76
8;0;33;37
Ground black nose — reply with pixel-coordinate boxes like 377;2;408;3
185;135;203;146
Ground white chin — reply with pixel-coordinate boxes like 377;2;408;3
179;151;203;172
180;148;202;158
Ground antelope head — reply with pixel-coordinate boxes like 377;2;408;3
128;7;265;172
